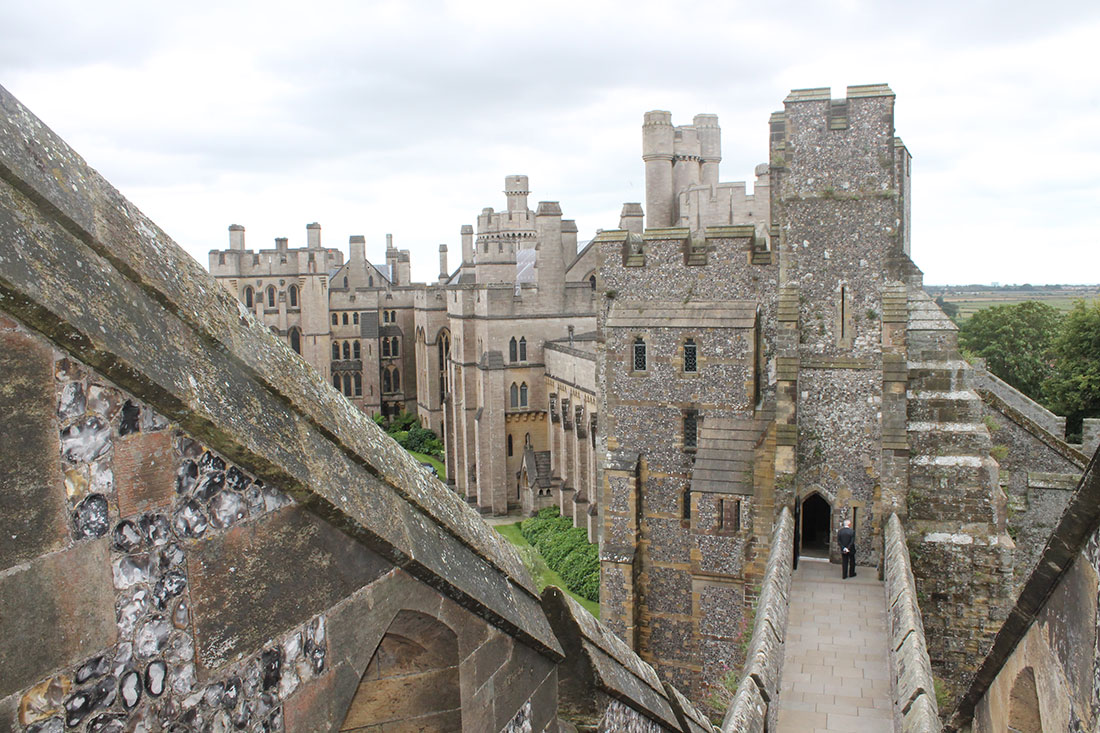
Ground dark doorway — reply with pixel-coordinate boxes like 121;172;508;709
801;493;831;558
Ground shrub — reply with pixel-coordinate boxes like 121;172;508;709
520;507;599;602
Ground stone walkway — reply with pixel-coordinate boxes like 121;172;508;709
775;557;894;732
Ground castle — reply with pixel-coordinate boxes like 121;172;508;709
3;81;1100;732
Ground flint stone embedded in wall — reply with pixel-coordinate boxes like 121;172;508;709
189;506;390;671
0;330;68;571
0;538;116;699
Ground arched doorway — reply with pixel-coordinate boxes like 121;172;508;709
339;610;461;731
801;493;831;558
1007;667;1042;732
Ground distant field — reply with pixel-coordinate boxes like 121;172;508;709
926;287;1100;322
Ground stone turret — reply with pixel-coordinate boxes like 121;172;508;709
695;113;721;187
505;175;529;213
535;201;565;306
385;233;397;284
306;222;321;249
438;244;448;281
229;224;245;250
642;110;674;228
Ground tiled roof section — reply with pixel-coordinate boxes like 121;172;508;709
607;300;757;329
522;448;552;488
691;417;763;496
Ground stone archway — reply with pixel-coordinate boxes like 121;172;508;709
1007;666;1042;733
339;610;461;732
800;492;832;558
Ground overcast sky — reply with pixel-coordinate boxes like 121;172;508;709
2;0;1097;285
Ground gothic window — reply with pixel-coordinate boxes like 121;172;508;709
589;274;596;290
354;373;362;396
683;410;698;450
369;276;374;287
244;286;254;308
382;338;391;358
289;327;301;354
510;383;519;407
633;337;647;372
353;312;359;325
509;337;518;362
343;276;348;288
342;341;351;360
684;338;698;373
342;313;349;325
383;369;392;393
332;374;340;390
519;382;528;408
682;488;691;521
266;286;276;308
507;434;513;457
383;310;390;323
353;341;361;359
392;368;400;391
288;284;298;308
524;433;531;447
518;337;527;361
332;342;340;360
391;338;399;357
342;373;352;396
331;313;338;326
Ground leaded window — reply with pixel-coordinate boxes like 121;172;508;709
683;410;698;450
684;338;698;373
633;337;647;371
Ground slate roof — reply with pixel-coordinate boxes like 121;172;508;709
690;417;764;496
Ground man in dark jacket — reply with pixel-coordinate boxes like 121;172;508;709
838;520;856;579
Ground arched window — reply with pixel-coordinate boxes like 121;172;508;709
353;341;361;359
391;337;400;357
266;286;276;308
589;274;596;290
288;284;298;308
519;382;528;407
343;373;352;396
332;374;340;390
369;276;374;287
509;337;518;362
289;327;301;354
343;276;348;288
353;312;359;325
383;369;392;393
342;313;349;325
382;338;391;358
510;383;519;407
507;434;513;457
332;342;340;360
518;337;527;361
331;313;338;326
683;338;698;373
633;337;647;371
525;432;531;447
342;341;351;359
354;373;362;396
392;369;400;391
244;286;254;308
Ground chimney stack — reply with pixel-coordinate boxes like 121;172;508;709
228;224;245;250
306;222;321;249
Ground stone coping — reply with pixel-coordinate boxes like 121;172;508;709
0;83;563;660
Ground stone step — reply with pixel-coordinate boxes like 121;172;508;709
909;454;999;491
908;422;992;455
907;390;984;423
908;360;974;392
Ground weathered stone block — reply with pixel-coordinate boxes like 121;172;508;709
114;430;176;518
720;676;766;732
0;330;68;572
0;538;116;699
900;692;942;733
188;506;390;671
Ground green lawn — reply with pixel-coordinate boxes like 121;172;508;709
408;451;445;480
494;521;601;618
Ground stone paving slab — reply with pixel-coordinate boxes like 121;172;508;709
776;557;894;732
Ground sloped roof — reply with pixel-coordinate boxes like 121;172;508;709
691;417;764;496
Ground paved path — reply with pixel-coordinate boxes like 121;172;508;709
775;557;894;732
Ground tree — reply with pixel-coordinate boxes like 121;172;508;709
958;301;1063;401
935;295;960;321
1043;299;1100;441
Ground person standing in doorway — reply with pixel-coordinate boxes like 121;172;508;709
838;519;856;579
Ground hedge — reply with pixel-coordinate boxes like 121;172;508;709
521;507;599;602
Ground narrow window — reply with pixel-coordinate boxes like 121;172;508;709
382;338;391;358
524;433;531;447
343;276;348;288
353;312;359;325
332;342;340;360
353;341;361;359
342;341;351;360
383;310;389;323
391;338;399;357
267;286;276;308
720;498;741;532
392;369;400;391
520;383;528;407
244;287;254;308
332;374;340;390
507;434;513;457
683;338;698;373
383;369;392;393
509;337;518;362
342;373;352;396
354;373;362;396
840;285;847;341
519;337;527;361
633;337;647;371
683;410;698;450
369;276;374;287
589;275;596;290
289;328;301;354
682;489;691;521
342;313;349;325
510;383;519;407
331;313;338;326
289;284;298;308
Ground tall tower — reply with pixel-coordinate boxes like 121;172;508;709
642;111;674;228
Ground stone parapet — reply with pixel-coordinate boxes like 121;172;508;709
720;506;794;732
884;513;942;732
